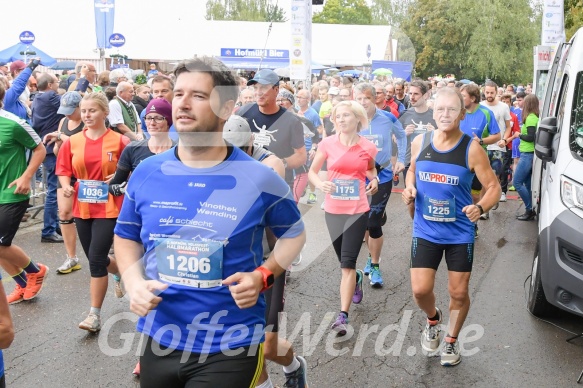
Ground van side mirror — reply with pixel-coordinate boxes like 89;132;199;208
535;116;558;162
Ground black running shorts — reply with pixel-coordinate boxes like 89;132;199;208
410;237;474;272
0;200;29;247
140;336;263;388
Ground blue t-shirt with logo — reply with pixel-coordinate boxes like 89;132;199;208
460;105;500;140
114;147;304;354
362;109;407;183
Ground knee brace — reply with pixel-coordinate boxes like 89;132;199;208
368;226;383;239
88;255;111;278
59;218;74;225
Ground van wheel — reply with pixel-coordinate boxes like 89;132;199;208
527;240;553;317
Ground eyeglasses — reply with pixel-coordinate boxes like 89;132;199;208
145;116;166;123
435;107;461;114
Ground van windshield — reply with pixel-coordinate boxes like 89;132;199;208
571;71;583;158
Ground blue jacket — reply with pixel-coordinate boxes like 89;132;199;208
4;68;32;121
31;91;63;154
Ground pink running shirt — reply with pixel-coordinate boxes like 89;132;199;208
318;134;378;215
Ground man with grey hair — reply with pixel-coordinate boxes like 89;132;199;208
108;81;143;141
108;68;128;87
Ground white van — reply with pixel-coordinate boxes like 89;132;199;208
528;27;583;317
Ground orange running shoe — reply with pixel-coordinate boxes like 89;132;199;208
23;263;49;300
7;284;25;304
132;361;140;377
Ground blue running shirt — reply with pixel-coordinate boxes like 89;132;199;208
460;105;500;141
413;132;475;244
364;109;407;183
114;147;304;354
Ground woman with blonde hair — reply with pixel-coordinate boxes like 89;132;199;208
56;92;130;332
309;100;379;335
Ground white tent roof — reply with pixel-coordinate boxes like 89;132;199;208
0;0;391;67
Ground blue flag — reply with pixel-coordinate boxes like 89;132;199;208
94;0;115;49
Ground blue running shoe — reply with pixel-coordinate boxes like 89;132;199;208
363;255;372;276
353;269;364;304
369;266;384;288
283;355;309;387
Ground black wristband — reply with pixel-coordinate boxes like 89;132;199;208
28;59;40;70
475;204;484;215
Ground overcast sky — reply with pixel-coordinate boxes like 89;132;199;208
1;0;311;60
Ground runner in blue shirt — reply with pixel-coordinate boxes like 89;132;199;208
354;83;407;288
114;57;305;388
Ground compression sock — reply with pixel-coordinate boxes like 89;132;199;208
12;271;27;288
23;260;40;274
282;356;300;373
428;310;441;322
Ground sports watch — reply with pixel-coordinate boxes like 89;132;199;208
255;266;275;292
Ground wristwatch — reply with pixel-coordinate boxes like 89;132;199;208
475;204;484;215
479;139;484;146
254;266;275;292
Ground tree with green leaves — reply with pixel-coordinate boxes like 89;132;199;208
369;0;412;26
312;0;372;25
401;0;540;84
565;0;583;40
205;0;287;22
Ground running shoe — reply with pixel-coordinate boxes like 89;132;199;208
283;355;309;388
331;312;348;336
56;256;81;274
7;284;25;305
440;337;461;366
474;223;479;239
369;266;383;288
320;200;325;210
421;307;442;353
492;201;499;210
353;269;364;304
363;255;372;276
23;263;48;300
113;274;125;298
79;313;101;332
393;174;399;186
480;211;490;220
307;192;317;204
500;192;507;202
508;185;516;191
132;362;140;377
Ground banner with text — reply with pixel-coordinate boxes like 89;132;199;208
95;0;115;49
290;0;312;81
541;0;565;50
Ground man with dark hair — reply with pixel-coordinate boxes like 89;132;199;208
459;84;500;235
354;83;407;288
481;80;511;205
397;80;437;183
32;73;64;243
114;56;305;387
394;80;410;108
139;75;177;140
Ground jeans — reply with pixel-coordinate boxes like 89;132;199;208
42;153;59;237
513;152;533;211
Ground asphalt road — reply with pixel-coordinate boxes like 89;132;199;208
3;192;583;388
